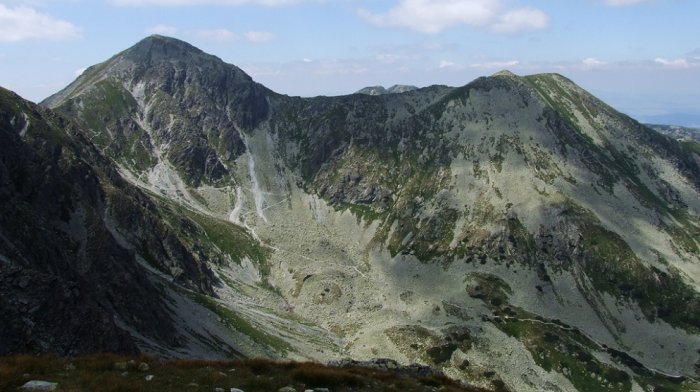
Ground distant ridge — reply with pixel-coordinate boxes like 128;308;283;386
647;123;700;142
355;84;418;95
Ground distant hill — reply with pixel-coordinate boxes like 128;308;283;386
646;123;700;142
355;84;419;95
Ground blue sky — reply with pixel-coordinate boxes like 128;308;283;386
0;0;698;125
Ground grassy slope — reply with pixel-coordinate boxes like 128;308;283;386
0;355;494;392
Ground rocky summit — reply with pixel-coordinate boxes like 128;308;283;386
1;35;699;391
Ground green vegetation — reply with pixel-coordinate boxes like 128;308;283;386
181;208;269;268
607;348;697;392
465;273;512;307
524;74;695;223
467;272;633;392
498;315;631;392
377;164;456;261
57;78;155;172
527;145;561;184
338;202;387;224
468;267;700;392
0;87;77;148
74;79;135;132
524;75;585;131
523;75;640;193
680;140;700;155
0;87;25;121
385;325;472;366
186;290;292;354
151;194;269;270
488;134;515;173
499;313;700;392
427;84;470;120
0;355;493;392
570;205;700;332
663;215;700;254
401;208;460;261
524;74;599;128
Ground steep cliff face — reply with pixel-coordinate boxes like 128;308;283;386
0;86;277;358
38;36;700;391
0;88;177;355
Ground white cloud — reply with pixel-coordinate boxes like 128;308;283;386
603;0;649;6
439;60;461;69
112;0;301;5
0;4;81;42
470;59;519;68
359;0;547;34
191;28;239;42
359;0;500;34
147;24;178;35
74;67;87;77
490;7;549;34
654;58;691;69
244;31;275;43
581;57;607;69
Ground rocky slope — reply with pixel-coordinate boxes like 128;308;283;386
0;86;319;360
32;35;700;391
0;87;182;355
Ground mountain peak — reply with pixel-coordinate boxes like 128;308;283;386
120;34;207;63
491;69;518;78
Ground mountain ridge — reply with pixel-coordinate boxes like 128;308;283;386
4;35;698;391
355;84;420;95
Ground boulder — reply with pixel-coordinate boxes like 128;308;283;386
20;381;58;391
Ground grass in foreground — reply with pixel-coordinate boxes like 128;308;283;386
0;354;495;392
